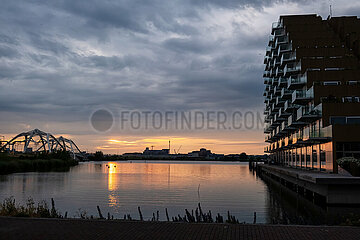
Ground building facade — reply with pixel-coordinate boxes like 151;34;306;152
263;15;360;173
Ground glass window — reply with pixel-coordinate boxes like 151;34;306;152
312;149;317;163
330;116;346;125
351;143;360;151
336;152;343;159
347;117;360;124
323;81;340;85
336;143;343;151
320;150;326;162
344;143;352;151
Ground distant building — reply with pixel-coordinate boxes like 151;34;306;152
188;148;224;160
188;148;211;158
143;147;170;156
123;152;143;156
263;15;360;173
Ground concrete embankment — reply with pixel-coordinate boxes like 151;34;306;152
258;164;360;205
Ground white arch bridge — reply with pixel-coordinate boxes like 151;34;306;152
0;129;85;160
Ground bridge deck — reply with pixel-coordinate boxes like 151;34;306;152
1;217;360;240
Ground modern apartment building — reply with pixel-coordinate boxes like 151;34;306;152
263;15;360;173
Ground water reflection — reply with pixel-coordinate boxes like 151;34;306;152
260;170;360;225
0;161;266;222
1;161;358;224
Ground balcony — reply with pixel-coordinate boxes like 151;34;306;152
275;35;289;48
283;62;301;76
303;125;332;143
264;77;271;84
270;93;276;103
280;52;296;65
284;100;300;112
268;35;275;43
296;104;322;122
264;55;271;64
274;113;287;123
268;59;275;69
269;68;274;77
274;126;282;137
275;96;285;106
274;58;281;67
266;46;272;55
277;43;292;55
268;107;275;116
264;125;272;134
271;50;279;58
281;88;293;99
271;78;278;86
291;87;313;104
274;28;285;37
264;96;270;104
265;136;274;143
309;125;332;139
264;84;273;92
275;67;284;76
271;103;280;113
273;86;281;96
280;119;296;133
265;133;277;143
278;77;288;87
287;74;307;90
272;21;283;31
270;114;281;125
291;130;305;146
279;107;291;117
287;114;306;128
264;146;269;153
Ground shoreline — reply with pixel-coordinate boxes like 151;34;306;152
0;152;78;175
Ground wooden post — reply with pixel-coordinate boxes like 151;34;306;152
97;206;104;219
165;208;170;222
138;206;143;221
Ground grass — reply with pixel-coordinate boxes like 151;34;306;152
0;197;61;218
0;151;78;175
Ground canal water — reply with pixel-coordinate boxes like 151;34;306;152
0;161;359;224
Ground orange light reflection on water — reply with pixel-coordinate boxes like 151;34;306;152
104;162;259;208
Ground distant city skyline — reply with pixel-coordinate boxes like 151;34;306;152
1;0;359;155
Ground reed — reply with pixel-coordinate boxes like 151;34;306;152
0;197;256;225
0;197;61;218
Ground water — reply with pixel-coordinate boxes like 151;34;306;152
0;161;359;224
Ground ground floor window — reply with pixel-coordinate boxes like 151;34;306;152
336;142;360;159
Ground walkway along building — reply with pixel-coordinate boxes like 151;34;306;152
263;15;360;173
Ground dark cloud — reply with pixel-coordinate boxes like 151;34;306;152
1;0;351;136
0;45;19;59
189;0;309;9
163;38;215;54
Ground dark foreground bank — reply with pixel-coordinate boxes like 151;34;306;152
0;152;78;175
1;217;360;240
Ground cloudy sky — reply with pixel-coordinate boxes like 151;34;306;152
0;0;359;154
